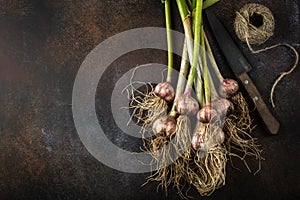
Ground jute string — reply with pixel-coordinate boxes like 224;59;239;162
234;3;299;108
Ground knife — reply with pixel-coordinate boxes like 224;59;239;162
205;10;280;134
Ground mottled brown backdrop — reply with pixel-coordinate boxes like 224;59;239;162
0;0;299;199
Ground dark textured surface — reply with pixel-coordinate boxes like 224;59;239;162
0;0;299;199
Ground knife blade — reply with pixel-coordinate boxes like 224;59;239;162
205;10;280;134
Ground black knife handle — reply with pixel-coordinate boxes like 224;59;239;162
237;72;280;134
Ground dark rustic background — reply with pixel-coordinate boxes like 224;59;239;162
0;0;299;199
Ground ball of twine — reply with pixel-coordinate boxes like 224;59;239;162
234;3;275;45
233;3;299;108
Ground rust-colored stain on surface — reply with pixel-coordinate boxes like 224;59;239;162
0;0;299;199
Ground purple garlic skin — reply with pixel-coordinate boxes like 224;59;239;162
192;132;206;151
219;79;239;98
174;93;199;116
192;124;207;151
154;82;175;102
192;124;225;151
211;98;234;116
197;105;218;123
152;115;177;137
197;99;233;123
206;127;225;148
